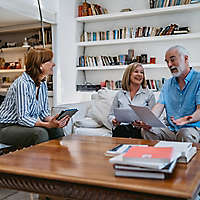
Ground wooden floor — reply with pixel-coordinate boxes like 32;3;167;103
0;188;38;200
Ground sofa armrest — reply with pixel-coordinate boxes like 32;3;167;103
51;101;90;135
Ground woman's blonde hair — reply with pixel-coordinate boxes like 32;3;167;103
25;48;53;86
122;62;147;91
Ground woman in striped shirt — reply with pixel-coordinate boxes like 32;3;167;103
0;48;70;147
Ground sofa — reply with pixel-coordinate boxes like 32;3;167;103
52;88;161;137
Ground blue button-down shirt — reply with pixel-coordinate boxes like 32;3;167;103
158;69;200;131
0;72;50;127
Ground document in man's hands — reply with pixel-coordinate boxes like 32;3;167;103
129;105;166;128
114;108;140;123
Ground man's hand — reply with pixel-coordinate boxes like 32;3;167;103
132;120;152;131
170;116;192;126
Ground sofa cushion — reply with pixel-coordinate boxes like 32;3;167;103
73;126;112;137
85;88;118;130
74;117;103;128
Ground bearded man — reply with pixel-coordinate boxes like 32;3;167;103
135;45;200;143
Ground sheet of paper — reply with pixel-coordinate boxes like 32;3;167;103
129;105;166;128
114;108;140;123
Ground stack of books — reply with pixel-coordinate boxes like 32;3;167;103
109;146;177;179
108;142;197;179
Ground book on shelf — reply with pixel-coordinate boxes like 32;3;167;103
154;141;197;163
114;159;177;179
151;0;192;8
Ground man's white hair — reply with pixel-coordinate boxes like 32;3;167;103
166;45;189;57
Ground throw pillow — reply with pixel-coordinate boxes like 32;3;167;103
74;117;103;128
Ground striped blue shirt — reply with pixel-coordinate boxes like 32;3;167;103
0;72;50;127
158;69;200;131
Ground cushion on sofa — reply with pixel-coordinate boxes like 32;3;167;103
74;117;103;128
85;88;117;130
73;126;112;137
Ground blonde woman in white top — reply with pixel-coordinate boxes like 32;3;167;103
108;62;156;138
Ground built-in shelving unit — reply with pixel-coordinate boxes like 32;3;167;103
74;0;200;89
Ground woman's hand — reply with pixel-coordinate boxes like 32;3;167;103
112;118;120;126
132;120;151;131
48;114;70;128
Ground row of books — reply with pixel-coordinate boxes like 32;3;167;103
146;79;166;91
78;54;156;68
150;0;192;8
27;28;52;46
80;24;190;42
107;141;196;179
78;55;133;67
101;80;121;90
78;2;108;17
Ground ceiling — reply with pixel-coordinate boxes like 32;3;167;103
0;0;56;32
0;7;38;28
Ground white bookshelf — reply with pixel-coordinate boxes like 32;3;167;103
76;3;200;23
56;0;200;104
0;69;25;73
77;33;200;47
77;62;200;71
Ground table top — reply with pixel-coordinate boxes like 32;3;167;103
0;135;199;199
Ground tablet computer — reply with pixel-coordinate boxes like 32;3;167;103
56;108;78;120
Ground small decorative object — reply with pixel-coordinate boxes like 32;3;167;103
136;55;142;63
150;57;156;64
22;37;30;48
0;57;5;69
141;54;147;64
120;8;132;12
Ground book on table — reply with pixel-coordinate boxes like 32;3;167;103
109;146;176;169
154;141;197;163
114;160;177;179
123;146;174;166
105;144;148;157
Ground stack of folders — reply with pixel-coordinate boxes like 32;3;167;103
109;146;178;179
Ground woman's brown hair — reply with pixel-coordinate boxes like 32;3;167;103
25;48;53;86
121;62;147;91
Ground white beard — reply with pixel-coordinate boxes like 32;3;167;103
171;59;186;77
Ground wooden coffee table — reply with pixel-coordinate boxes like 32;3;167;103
0;135;199;200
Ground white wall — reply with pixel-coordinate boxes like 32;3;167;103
53;0;79;105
